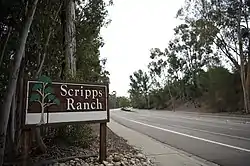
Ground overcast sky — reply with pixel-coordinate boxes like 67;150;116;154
100;0;185;97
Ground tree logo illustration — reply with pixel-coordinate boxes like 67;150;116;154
29;75;60;125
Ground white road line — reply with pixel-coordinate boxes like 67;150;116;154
115;115;250;153
151;120;250;141
137;115;250;140
139;114;250;132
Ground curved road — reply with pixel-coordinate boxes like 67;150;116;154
111;109;250;166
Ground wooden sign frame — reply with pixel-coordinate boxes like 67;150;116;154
23;77;109;162
24;80;109;126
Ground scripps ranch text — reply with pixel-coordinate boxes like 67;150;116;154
60;84;104;110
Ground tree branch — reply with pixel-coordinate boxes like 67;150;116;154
0;27;12;68
214;36;240;70
44;102;56;108
44;93;51;99
217;34;239;56
36;89;43;96
34;100;42;106
35;2;63;78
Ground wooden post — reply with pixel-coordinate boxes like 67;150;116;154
99;123;107;163
23;130;30;166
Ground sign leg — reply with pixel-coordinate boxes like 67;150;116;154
99;122;107;163
23;130;30;166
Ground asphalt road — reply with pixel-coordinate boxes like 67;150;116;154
111;109;250;166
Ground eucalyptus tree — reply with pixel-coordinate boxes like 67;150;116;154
169;23;220;98
177;0;250;113
146;19;221;109
75;0;111;83
0;0;39;164
147;48;176;109
148;48;168;87
129;69;151;108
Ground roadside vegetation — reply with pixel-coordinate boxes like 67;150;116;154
128;0;250;114
109;95;131;108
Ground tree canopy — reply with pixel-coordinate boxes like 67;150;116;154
128;0;249;113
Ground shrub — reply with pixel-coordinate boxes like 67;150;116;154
56;124;94;148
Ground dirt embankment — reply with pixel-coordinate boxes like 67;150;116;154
167;98;245;114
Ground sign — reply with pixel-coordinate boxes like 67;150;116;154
24;75;109;125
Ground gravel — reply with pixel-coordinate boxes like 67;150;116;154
27;124;156;166
51;152;155;166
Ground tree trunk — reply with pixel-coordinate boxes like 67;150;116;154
237;0;249;114
144;94;148;109
56;0;76;144
36;2;63;78
34;127;46;153
0;27;12;68
10;94;16;144
64;0;76;78
0;0;38;164
34;2;63;152
14;58;25;155
40;106;45;124
4;91;17;160
167;83;175;111
36;32;52;78
244;7;250;113
246;40;250;110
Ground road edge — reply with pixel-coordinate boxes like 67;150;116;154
111;117;220;166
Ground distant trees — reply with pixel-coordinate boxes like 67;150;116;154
129;69;151;109
109;91;131;109
117;96;130;108
109;91;117;109
128;0;248;113
177;0;250;113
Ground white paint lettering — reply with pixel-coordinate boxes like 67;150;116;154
90;102;96;109
92;90;98;99
96;98;103;109
83;102;90;109
85;90;91;99
66;98;75;110
98;90;103;97
75;89;79;96
60;84;68;96
76;102;82;110
80;88;84;96
68;89;74;96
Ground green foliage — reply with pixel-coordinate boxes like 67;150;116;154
57;124;94;148
30;76;59;106
129;69;151;109
47;94;55;101
117;96;130;108
54;98;60;105
109;91;117;109
30;93;41;102
0;0;112;103
128;2;247;112
149;88;169;109
32;83;43;91
44;86;53;94
75;0;111;83
39;75;52;83
198;67;242;112
130;64;243;112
